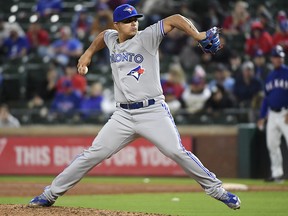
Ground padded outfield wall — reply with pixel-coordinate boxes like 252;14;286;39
0;124;284;178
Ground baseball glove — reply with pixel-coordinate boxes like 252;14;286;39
198;27;222;54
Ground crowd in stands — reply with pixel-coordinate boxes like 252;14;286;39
0;0;288;126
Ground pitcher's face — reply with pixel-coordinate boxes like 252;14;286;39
114;17;139;39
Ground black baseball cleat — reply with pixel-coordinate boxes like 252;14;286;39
265;176;284;183
28;193;55;207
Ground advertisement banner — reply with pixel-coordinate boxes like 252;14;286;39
0;136;192;176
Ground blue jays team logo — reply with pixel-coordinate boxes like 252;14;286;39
124;7;133;14
127;65;145;81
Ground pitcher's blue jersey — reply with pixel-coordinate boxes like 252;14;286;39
260;64;288;118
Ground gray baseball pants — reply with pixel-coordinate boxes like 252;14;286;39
44;101;224;201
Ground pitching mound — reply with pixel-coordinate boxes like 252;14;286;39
0;204;167;216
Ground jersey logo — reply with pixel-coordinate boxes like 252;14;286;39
127;65;145;81
124;7;133;14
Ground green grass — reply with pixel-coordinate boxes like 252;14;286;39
0;175;287;185
58;192;288;216
0;176;288;216
1;192;288;216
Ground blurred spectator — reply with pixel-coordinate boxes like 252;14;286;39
0;16;24;45
0;104;20;128
177;1;198;21
38;67;58;102
204;84;235;114
90;4;114;38
26;22;50;56
48;26;83;67
105;0;141;10
0;17;25;63
193;64;206;78
255;4;274;34
160;28;189;56
71;7;93;40
233;61;263;108
90;4;114;65
182;76;211;114
28;93;45;109
245;21;273;57
201;0;224;30
228;51;242;78
222;1;250;36
50;80;82;120
80;82;104;119
142;0;175;25
142;0;174;15
252;49;271;81
273;18;288;54
2;28;30;60
26;66;58;101
276;10;287;22
161;63;185;114
209;63;235;93
27;93;48;122
56;62;87;95
35;0;63;17
199;50;213;69
178;38;201;70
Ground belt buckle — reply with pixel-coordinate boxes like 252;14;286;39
142;99;149;107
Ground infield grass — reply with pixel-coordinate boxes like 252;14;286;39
0;175;287;185
0;176;288;216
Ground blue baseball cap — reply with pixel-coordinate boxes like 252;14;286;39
254;49;264;57
113;4;143;22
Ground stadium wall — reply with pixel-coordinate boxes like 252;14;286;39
0;125;251;178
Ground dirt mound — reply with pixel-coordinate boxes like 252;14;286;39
0;204;168;216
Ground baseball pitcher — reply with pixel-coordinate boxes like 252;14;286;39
29;4;240;210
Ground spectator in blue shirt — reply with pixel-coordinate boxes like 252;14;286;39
50;80;82;120
48;26;83;67
80;82;104;119
2;28;29;60
233;61;263;108
209;63;235;93
252;49;271;82
35;0;63;17
71;7;93;40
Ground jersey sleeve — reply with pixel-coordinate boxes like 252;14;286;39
139;20;166;55
104;29;118;50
